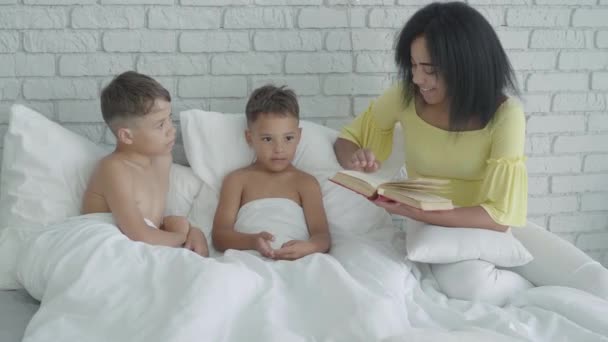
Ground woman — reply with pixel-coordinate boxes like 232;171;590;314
334;2;608;304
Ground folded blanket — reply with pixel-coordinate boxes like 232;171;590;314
235;198;310;250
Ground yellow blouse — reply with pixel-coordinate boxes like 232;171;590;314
340;85;528;227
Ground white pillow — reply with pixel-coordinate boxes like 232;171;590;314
180;110;254;193
405;220;533;267
165;164;203;217
0;105;202;289
187;181;218;238
291;120;341;179
322;181;394;236
0;104;107;228
180;109;342;192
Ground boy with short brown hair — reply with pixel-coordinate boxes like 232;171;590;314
212;85;330;260
82;71;208;256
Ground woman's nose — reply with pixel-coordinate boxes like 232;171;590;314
412;68;423;85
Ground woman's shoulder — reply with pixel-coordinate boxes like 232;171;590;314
373;82;411;113
488;97;525;132
383;82;405;98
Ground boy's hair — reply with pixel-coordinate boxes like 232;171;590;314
100;71;171;130
245;85;299;125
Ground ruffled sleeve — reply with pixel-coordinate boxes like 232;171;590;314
339;85;404;162
478;101;528;227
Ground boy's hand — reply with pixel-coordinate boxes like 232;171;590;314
163;216;190;236
274;240;317;261
254;231;275;258
184;227;209;257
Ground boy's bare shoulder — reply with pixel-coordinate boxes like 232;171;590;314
293;168;320;187
96;152;170;174
98;152;132;171
84;154;131;201
90;153;132;185
223;167;253;184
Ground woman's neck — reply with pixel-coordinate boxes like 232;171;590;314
415;95;488;132
415;96;451;130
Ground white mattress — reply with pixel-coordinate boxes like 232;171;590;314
0;289;39;342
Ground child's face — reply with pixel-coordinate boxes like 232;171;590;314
246;113;301;172
127;99;176;156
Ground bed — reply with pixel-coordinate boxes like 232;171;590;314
1;105;607;342
0;289;38;342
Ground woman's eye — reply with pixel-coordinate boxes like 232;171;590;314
262;137;272;142
286;136;294;141
423;66;436;74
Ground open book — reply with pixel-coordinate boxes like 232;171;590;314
330;170;454;211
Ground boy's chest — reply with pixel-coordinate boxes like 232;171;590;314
132;170;168;216
242;177;301;204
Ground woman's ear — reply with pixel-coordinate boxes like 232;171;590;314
245;129;253;146
116;127;134;145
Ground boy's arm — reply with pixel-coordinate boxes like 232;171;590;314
184;224;209;257
300;175;331;253
162;216;190;233
212;172;267;252
274;174;330;260
101;160;187;247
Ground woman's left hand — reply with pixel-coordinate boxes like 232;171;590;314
373;197;507;232
372;197;426;221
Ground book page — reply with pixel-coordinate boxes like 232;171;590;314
390;189;450;202
337;170;388;189
382;185;449;194
338;170;450;190
386;178;450;186
377;188;454;211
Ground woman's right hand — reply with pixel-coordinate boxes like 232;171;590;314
349;148;381;173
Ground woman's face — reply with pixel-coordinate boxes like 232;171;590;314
410;36;448;107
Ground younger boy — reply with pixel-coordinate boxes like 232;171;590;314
212;85;330;260
82;71;208;256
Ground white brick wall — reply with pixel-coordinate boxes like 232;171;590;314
0;0;607;265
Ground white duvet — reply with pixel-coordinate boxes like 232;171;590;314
17;213;409;342
16;210;608;342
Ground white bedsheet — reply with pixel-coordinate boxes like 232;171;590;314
16;213;608;342
234;198;310;251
